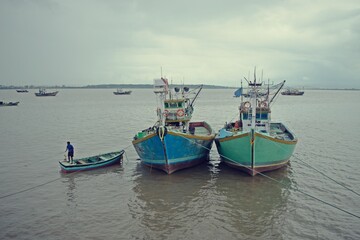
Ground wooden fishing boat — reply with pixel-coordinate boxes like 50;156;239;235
113;88;132;95
215;72;297;176
35;88;58;97
59;150;125;173
132;78;215;174
0;101;19;107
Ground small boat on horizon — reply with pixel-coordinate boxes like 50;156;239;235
16;89;29;93
0;101;19;107
281;88;304;96
215;72;298;176
132;78;215;174
113;88;132;95
35;88;59;97
59;150;125;173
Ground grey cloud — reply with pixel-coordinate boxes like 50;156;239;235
0;0;359;88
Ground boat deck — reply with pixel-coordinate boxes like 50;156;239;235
218;122;296;141
60;151;122;166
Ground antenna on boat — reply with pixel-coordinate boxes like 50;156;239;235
190;85;203;107
269;80;286;105
267;78;270;101
254;66;257;84
241;79;243;103
244;77;250;84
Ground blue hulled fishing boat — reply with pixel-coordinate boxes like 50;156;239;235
132;78;215;174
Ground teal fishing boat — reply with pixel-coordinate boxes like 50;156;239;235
59;150;125;173
215;73;297;176
132;78;215;174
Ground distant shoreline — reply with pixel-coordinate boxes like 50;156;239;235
0;84;359;91
0;84;232;90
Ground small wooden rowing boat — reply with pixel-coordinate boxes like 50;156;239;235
59;150;125;173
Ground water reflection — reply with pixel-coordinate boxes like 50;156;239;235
129;161;214;238
129;159;292;239
213;162;292;239
60;165;123;205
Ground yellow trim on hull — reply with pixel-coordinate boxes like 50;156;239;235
226;159;290;168
132;131;214;144
132;133;157;144
217;133;249;142
255;132;298;145
168;131;215;140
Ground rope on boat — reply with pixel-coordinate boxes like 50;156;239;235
292;152;360;197
177;134;360;219
123;148;130;165
0;170;80;200
265;138;360;198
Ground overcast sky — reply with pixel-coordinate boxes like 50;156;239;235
0;0;359;88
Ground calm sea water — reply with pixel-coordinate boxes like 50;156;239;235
0;88;359;239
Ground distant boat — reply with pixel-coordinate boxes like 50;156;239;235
243;91;267;98
215;73;298;176
16;89;28;93
0;101;19;107
132;78;215;174
113;89;132;95
281;88;304;96
59;150;125;173
35;88;58;97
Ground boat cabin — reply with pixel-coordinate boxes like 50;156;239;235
238;101;271;133
163;98;192;124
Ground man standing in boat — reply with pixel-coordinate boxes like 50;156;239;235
65;141;74;164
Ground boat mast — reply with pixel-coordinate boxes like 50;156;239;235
154;78;169;126
250;70;257;130
250;68;259;174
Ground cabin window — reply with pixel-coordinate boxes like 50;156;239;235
170;102;178;108
256;113;268;120
165;102;183;108
242;113;268;120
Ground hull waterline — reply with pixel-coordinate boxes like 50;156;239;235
215;124;297;176
133;124;214;174
59;151;124;173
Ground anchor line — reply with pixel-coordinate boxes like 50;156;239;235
292;152;360;197
265;138;360;197
177;134;360;220
119;143;134;165
0;169;82;200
